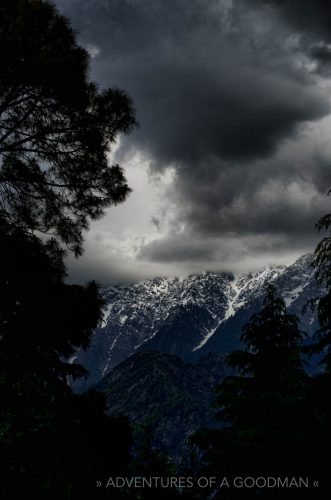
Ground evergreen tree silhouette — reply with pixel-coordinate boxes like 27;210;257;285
304;197;331;496
312;205;331;371
0;0;136;255
0;220;133;499
129;420;180;499
0;2;138;497
192;285;312;499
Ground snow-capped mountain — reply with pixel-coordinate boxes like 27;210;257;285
73;254;321;391
197;254;320;356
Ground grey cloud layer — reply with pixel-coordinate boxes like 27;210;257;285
253;1;331;75
255;0;331;39
56;0;329;162
55;0;331;275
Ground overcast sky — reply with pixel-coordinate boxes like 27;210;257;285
54;0;331;284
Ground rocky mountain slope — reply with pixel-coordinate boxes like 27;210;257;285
74;254;321;391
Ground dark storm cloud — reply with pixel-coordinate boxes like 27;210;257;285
54;0;329;164
138;141;331;265
139;232;321;266
253;0;331;75
254;0;331;39
54;0;331;275
310;44;331;65
172;154;331;236
139;236;217;263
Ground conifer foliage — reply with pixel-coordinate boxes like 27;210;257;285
0;221;133;499
312;207;331;371
192;285;309;498
305;199;331;497
0;0;136;255
0;1;136;497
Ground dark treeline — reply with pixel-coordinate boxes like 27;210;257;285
0;0;136;498
0;1;330;499
190;276;330;498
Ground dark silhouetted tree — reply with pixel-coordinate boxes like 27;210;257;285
312;206;331;371
192;285;312;499
304;197;331;497
0;1;136;496
0;220;133;499
0;0;136;255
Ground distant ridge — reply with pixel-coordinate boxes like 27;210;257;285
73;254;321;391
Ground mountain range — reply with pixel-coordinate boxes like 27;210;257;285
69;254;324;456
73;254;320;392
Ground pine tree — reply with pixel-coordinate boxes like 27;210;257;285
192;285;309;498
0;220;133;499
312;209;331;371
0;0;136;255
0;2;137;497
305;199;331;496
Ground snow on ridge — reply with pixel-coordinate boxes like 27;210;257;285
193;319;224;351
72;254;318;389
193;264;294;350
99;271;234;355
284;284;305;308
193;278;239;351
101;302;115;328
99;255;314;357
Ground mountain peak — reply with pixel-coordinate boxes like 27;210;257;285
73;254;319;391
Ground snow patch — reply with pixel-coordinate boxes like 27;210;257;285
101;302;115;327
284;284;306;307
193;279;239;350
